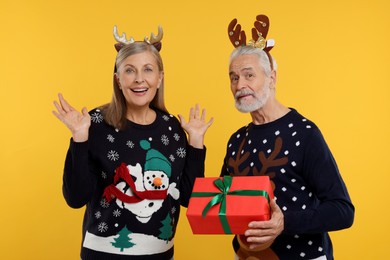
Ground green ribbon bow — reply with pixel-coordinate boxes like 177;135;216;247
191;176;270;234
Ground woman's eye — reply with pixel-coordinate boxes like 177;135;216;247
145;67;153;72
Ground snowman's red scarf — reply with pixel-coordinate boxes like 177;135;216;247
103;163;168;203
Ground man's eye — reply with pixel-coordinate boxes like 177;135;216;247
231;76;239;82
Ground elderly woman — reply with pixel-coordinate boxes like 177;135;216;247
53;25;213;260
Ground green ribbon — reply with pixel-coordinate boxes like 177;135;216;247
191;176;270;234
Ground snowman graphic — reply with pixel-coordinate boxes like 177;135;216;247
103;139;179;223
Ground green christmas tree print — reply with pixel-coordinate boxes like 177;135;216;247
111;226;135;252
158;213;173;243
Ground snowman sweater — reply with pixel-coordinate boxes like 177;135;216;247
62;108;206;260
220;108;354;260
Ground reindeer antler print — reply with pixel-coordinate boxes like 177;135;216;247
228;136;250;176
254;136;288;176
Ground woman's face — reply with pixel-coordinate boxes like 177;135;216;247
116;51;163;110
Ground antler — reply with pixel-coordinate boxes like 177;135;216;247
252;15;270;40
144;26;163;44
113;25;135;45
227;136;250;176
251;15;275;52
228;18;246;47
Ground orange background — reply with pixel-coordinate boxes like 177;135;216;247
1;0;389;259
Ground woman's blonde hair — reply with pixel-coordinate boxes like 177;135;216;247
100;42;168;130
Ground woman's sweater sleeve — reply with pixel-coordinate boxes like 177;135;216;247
62;139;97;209
179;145;206;207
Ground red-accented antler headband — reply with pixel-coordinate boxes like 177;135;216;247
113;25;164;52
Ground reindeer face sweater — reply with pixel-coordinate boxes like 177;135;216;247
220;108;354;260
62;108;206;260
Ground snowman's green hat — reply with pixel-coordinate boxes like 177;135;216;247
140;140;171;177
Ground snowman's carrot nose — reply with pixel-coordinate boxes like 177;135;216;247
153;177;163;187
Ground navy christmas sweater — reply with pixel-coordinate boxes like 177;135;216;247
62;108;206;260
220;108;354;260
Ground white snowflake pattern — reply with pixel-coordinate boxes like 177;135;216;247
107;150;119;161
169;154;175;162
100;198;110;208
126;140;134;148
98;222;108;233
95;211;101;219
161;135;169;145
91;112;103;123
171;206;177;214
162;115;170;121
173;133;180;141
176;147;186;158
101;171;107;179
107;134;115;143
113;209;121;217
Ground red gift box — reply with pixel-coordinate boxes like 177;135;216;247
186;176;274;234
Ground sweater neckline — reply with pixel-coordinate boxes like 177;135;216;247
126;109;164;130
249;108;297;130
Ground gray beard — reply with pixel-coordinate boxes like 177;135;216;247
235;84;270;113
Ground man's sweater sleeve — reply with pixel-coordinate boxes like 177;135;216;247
283;129;355;234
62;139;97;208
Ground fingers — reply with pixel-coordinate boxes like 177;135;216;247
58;93;74;112
244;199;284;246
81;107;89;116
177;114;187;125
188;104;199;120
188;104;211;121
189;107;195;119
53;100;63;115
206;117;214;127
270;199;281;214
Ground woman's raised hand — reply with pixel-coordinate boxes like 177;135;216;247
178;104;213;149
53;93;91;142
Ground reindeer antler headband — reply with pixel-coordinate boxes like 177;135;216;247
113;25;164;52
228;15;275;69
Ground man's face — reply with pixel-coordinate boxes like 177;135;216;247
229;54;271;113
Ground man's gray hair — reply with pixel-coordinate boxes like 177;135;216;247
229;46;277;76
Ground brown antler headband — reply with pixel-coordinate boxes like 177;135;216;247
113;25;164;52
228;15;275;70
228;15;275;52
